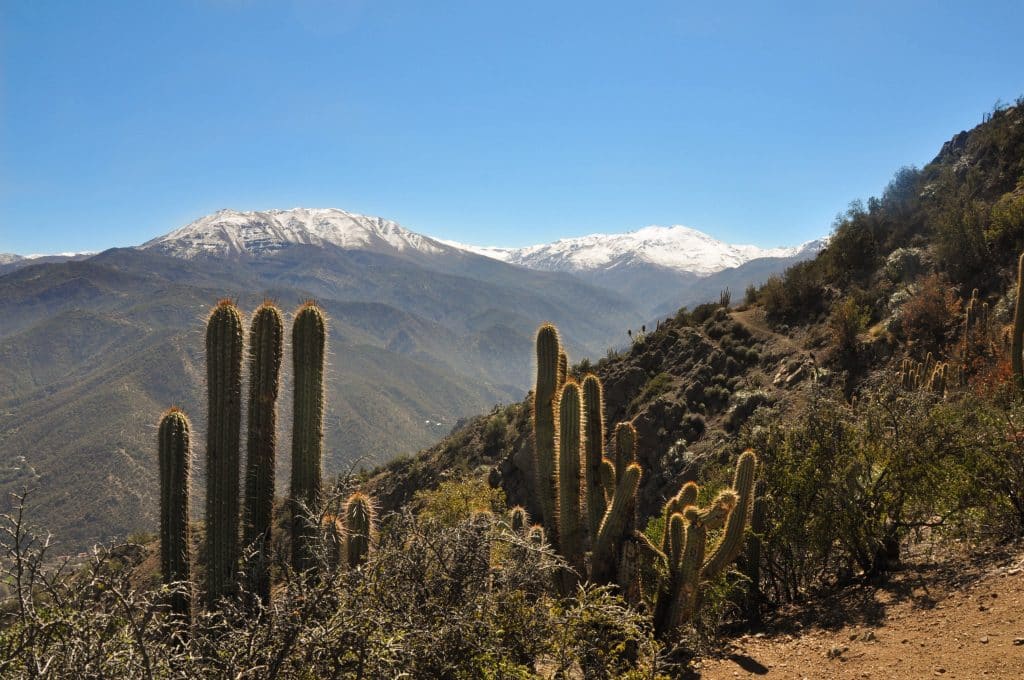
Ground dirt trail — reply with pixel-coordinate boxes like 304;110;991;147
730;308;805;356
697;550;1024;679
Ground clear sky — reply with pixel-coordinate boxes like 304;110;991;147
1;1;1022;255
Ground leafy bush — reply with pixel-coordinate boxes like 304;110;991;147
893;273;961;350
743;383;978;601
414;477;506;527
828;297;869;360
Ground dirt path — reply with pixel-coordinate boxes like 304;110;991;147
697;550;1024;679
730;308;805;356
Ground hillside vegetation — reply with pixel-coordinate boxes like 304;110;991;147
2;100;1024;677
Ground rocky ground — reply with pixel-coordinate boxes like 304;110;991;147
697;546;1024;679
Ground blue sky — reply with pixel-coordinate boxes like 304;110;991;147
1;1;1022;255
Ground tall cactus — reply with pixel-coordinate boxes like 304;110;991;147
581;374;606;543
344;492;375;569
533;324;561;538
291;302;327;573
159;408;192;620
205;300;243;607
557;380;584;587
243;302;283;603
1013;252;1024;390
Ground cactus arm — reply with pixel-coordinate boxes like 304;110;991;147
592;462;641;583
599;458;616;505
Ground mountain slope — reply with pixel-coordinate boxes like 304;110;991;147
0;233;642;548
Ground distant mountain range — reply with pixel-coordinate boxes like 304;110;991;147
0;207;819;549
134;207;823;315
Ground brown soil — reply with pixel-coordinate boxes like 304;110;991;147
696;548;1024;679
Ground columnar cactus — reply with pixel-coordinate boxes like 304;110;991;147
344;492;375;569
653;450;759;638
205;300;243;607
509;505;530;534
291;302;327;573
533;324;561;539
158;408;192;620
557;380;584;587
1013;252;1024;390
243;302;283;603
582;375;606;544
701;451;756;578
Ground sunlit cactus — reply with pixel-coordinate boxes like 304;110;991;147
653;450;760;639
509;505;530;534
591;462;642;583
533;324;561;539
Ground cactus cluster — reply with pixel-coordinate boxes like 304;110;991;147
157;299;375;619
650;450;757;636
898;353;963;396
530;324;760;636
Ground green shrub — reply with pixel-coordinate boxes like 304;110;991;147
414;477;505;527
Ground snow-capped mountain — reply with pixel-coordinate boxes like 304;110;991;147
142;208;820;279
135;207;823;316
142;207;450;259
448;225;819;276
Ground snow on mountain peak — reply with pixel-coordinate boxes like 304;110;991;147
142;207;447;259
456;224;812;276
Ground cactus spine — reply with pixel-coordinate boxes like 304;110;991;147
1013;252;1024;390
243;302;283;603
557;380;584;587
582;375;606;545
159;408;192;620
291;302;327;573
533;325;561;539
344;492;375;569
205;300;243;607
